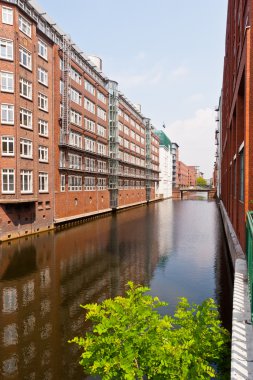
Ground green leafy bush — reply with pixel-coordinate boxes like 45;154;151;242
70;282;230;379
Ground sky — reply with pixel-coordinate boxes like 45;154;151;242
37;0;228;178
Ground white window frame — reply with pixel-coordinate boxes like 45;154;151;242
20;108;32;130
84;176;96;191
20;170;33;194
38;67;48;86
60;174;65;192
84;80;95;95
38;119;48;137
97;177;106;190
70;109;82;126
97;107;106;121
38;93;48;111
85;137;96;153
38;39;48;60
20;78;32;100
19;15;31;38
1;104;14;125
19;47;32;70
0;38;13;60
97;124;106;138
1;136;14;156
97;90;106;104
68;175;82;191
84;98;95;114
84;117;95;133
20;138;32;159
70;67;81;85
38;145;48;163
69;131;82;148
68;153;82;170
39;172;48;193
1;71;14;93
2;6;13;25
2;169;15;194
70;87;82;106
97;142;107;156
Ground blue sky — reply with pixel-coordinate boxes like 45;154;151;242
38;0;228;177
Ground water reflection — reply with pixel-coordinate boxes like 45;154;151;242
0;200;233;379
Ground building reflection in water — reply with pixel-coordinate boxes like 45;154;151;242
0;200;232;379
0;205;160;379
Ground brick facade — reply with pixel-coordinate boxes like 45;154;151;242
0;0;160;241
220;0;252;250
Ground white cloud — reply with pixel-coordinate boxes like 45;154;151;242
135;51;146;61
186;93;204;103
170;65;189;80
166;108;216;178
116;64;163;89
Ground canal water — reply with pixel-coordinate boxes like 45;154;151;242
0;199;233;379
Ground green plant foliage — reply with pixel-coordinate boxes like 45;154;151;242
69;282;230;379
196;177;208;187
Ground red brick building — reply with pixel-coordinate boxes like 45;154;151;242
0;0;160;241
220;0;252;250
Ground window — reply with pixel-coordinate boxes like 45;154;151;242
118;122;123;131
68;175;82;191
97;107;106;121
84;80;95;95
19;15;31;37
38;67;48;86
60;174;65;192
84;117;95;132
38;146;48;162
20;138;32;159
0;39;13;60
85;157;96;172
38;93;48;111
69;131;82;148
38;39;48;60
97;124;106;138
97;178;106;190
97;142;107;156
70;109;82;126
2;169;15;194
84;177;95;190
2;7;13;25
38;119;48;136
39;172;48;192
85;137;96;152
97;160;107;173
84;98;95;114
70;67;81;85
20;78;32;99
97;90;106;104
124;126;129;135
1;104;14;124
60;151;65;167
1;136;14;156
239;149;244;202
70;87;82;105
20;170;33;193
20;108;32;129
19;47;32;70
1;72;14;92
68;153;82;170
